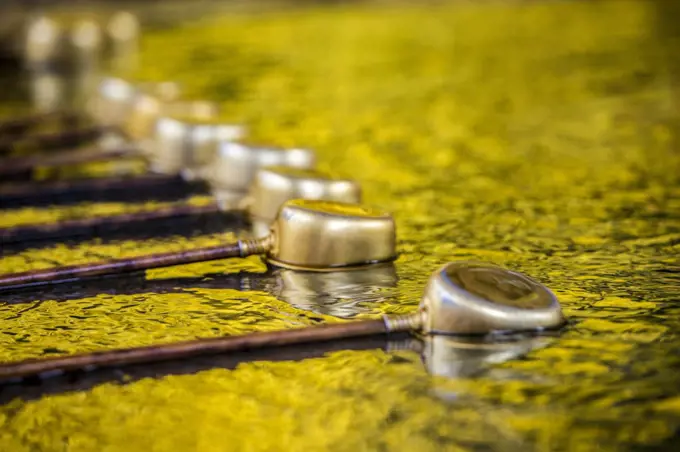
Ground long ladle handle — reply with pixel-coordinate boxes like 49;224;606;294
0;173;191;208
0;319;390;382
0;111;80;137
0;125;108;155
0;239;266;291
0;201;223;244
0;144;137;177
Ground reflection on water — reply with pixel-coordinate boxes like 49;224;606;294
0;257;396;318
387;334;553;405
271;264;398;318
396;335;552;380
27;64;99;114
28;68;65;113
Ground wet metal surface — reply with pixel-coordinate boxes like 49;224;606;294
0;1;679;450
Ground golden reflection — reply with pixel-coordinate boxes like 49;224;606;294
28;69;65;113
272;263;398;318
406;335;552;380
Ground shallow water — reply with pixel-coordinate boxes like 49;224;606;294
0;1;679;450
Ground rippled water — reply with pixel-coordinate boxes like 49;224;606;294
0;1;679;450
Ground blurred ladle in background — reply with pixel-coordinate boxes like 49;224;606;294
105;11;140;75
0;166;357;247
3;10;140;134
0;132;314;210
0;77;216;175
1;15;126;143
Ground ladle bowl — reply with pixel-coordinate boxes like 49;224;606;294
261;199;397;271
385;261;566;335
149;116;246;176
209;142;316;206
248;166;361;236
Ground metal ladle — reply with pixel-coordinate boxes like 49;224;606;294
0;80;230;207
0;166;358;245
0;198;392;290
0;261;565;381
0;122;312;209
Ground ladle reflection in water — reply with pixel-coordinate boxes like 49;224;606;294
28;66;99;116
29;68;65;113
394;335;551;379
390;335;552;402
271;264;398;318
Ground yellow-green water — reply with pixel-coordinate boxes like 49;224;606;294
1;0;680;450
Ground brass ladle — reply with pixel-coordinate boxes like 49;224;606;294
0;198;392;290
0;261;565;382
0;125;313;209
0;166;358;244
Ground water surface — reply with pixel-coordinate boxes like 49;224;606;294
0;1;679;450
